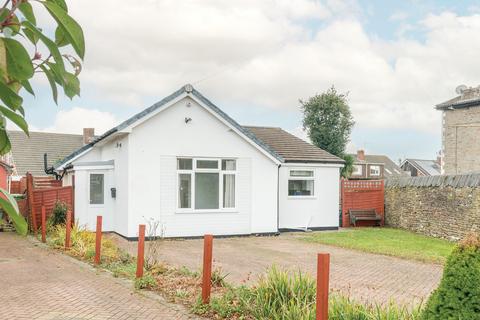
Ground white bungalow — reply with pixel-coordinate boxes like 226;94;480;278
55;85;344;239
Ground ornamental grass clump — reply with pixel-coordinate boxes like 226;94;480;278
48;223;121;264
421;233;480;320
251;267;316;320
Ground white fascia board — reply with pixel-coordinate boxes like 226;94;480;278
282;162;344;168
73;165;114;171
121;92;282;165
55;147;93;171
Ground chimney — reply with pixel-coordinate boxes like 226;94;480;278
457;85;480;100
83;128;95;145
357;149;365;161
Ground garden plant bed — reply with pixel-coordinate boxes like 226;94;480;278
302;227;454;264
43;224;425;319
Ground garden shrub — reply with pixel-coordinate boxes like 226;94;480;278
48;201;68;226
422;233;480;320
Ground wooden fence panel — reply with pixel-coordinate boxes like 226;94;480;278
31;186;73;228
341;179;384;227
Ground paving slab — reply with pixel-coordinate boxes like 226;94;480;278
0;232;199;320
113;231;443;306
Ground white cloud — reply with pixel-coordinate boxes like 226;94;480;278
60;1;480;135
36;107;119;135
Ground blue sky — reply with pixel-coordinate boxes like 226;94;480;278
20;0;480;163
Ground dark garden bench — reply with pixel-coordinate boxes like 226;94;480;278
349;209;382;227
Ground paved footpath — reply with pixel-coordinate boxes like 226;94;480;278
0;232;199;320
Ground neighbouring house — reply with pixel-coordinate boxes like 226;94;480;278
348;150;406;180
436;85;480;174
0;161;13;191
1;130;91;193
3;130;88;177
54;84;344;238
400;158;441;177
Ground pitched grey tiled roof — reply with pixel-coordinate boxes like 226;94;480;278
404;159;441;176
8;130;83;176
55;85;284;168
244;126;344;163
55;85;344;168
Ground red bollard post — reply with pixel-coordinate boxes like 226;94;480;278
94;216;102;265
136;224;146;278
202;234;213;304
65;210;72;249
41;206;46;243
316;253;330;320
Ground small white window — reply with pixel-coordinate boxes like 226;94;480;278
352;165;363;175
288;170;314;196
90;174;104;204
370;165;381;176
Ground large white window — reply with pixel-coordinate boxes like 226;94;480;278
370;165;381;176
177;158;236;211
288;170;314;197
89;173;104;205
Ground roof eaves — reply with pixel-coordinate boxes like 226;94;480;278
284;158;345;164
436;98;480;110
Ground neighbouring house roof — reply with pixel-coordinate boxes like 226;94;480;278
436;86;480;110
244;126;343;163
56;85;344;169
349;153;408;178
402;159;441;176
0;160;13;173
8;130;84;176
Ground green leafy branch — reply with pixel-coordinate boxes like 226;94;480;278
0;0;84;235
0;0;85;154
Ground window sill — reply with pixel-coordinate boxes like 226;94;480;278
175;209;239;214
89;204;105;207
287;196;317;200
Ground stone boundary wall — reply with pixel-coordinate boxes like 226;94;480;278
385;174;480;241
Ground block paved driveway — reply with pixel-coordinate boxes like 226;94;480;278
113;232;443;307
0;232;199;320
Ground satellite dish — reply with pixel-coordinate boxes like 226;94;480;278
455;84;468;95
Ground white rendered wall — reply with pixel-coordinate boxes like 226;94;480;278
127;96;279;238
278;164;341;229
71;136;129;234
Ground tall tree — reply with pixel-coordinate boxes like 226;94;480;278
0;0;84;234
301;86;355;177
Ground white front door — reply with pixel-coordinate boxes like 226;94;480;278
87;169;115;231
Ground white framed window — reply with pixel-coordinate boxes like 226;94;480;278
288;170;314;197
370;165;381;176
177;158;236;211
89;173;104;205
352;165;363;175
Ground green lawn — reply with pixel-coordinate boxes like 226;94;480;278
301;227;455;264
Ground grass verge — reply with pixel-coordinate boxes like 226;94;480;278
301;227;454;264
